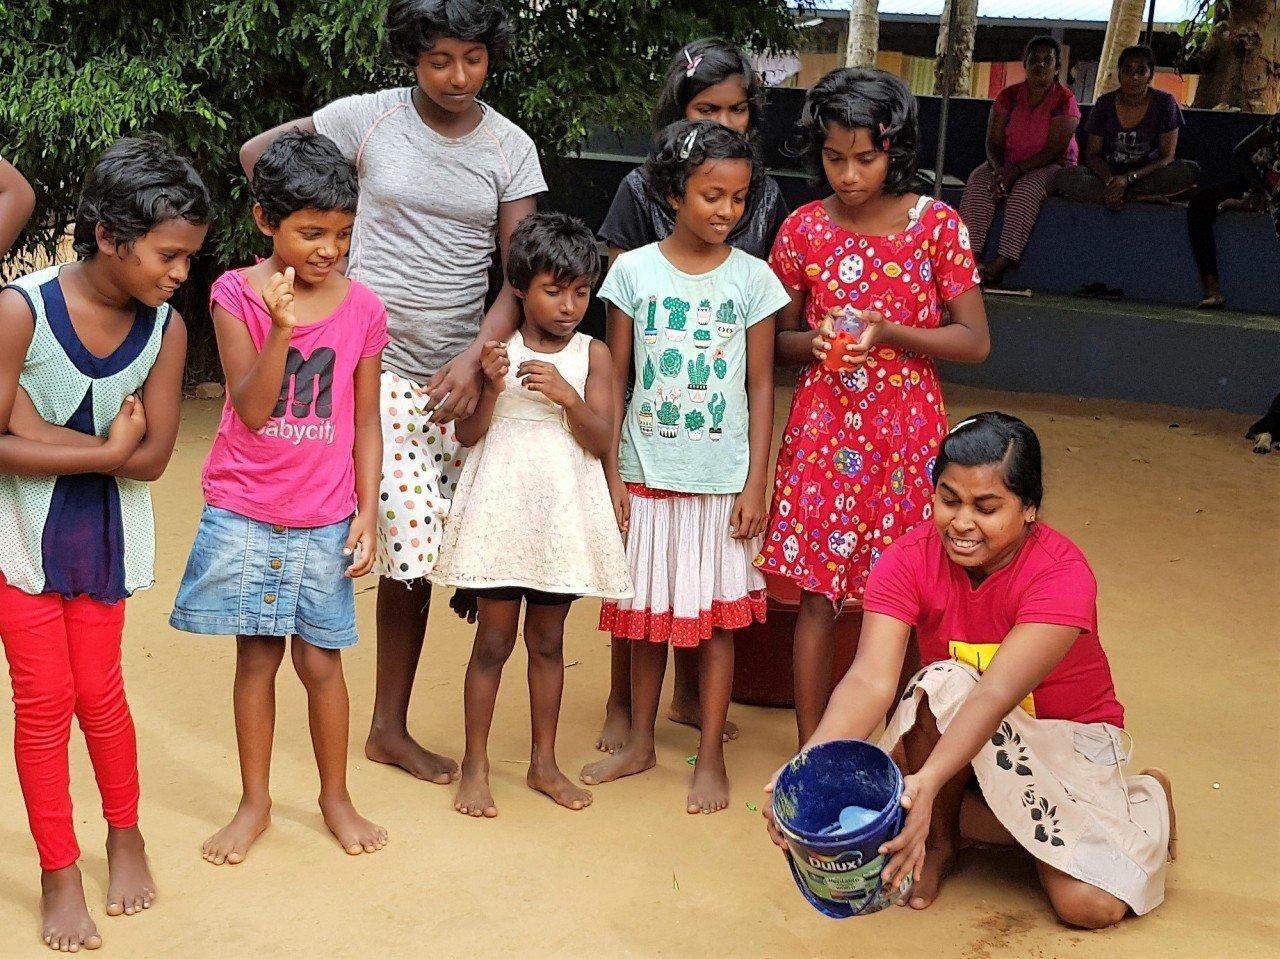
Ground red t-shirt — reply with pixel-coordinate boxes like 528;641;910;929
863;521;1124;727
994;81;1081;168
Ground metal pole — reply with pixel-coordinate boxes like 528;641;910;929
933;0;963;194
1144;0;1157;45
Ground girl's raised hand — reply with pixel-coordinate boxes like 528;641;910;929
343;513;376;579
518;360;578;409
262;267;298;333
479;340;509;392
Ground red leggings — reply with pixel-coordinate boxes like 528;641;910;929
0;578;139;870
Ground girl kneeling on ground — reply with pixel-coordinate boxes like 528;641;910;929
766;412;1176;928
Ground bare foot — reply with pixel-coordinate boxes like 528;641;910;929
1141;767;1178;861
528;760;593;811
581;743;656;785
667;702;740;743
41;865;101;953
686;755;730;814
365;730;458;784
105;826;155;918
319;794;388;855
905;840;957;910
454;759;498;817
202;801;271;865
595;701;630;753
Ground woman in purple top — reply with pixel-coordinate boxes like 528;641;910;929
1056;46;1199;211
958;36;1081;287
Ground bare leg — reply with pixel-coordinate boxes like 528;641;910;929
793;591;838;749
687;631;733;814
899;694;970;910
1037;861;1128;929
524;603;592;811
203;636;284;865
454;598;520;818
959;790;1017;846
595;640;631;753
581;640;665;785
365;577;458;783
291;639;387;855
668;647;739;742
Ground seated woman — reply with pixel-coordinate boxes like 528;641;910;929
1057;46;1199;211
958;36;1080;287
1186;112;1280;309
765;412;1176;929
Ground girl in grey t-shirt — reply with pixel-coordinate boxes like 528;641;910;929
240;0;545;787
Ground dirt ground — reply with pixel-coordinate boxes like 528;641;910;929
0;384;1276;958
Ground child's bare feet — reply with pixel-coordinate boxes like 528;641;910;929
104;826;155;918
41;865;101;953
365;730;458;784
528;760;593;811
319;794;388;855
202;801;271;865
904;840;957;910
594;702;630;753
686;755;730;814
580;743;656;785
667;700;740;743
454;758;499;817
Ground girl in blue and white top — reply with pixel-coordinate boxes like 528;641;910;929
582;121;788;816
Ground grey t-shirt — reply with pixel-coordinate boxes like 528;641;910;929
315;88;547;382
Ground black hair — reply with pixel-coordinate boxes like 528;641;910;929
1118;44;1157;76
795;67;919;195
384;0;511;68
72;135;210;258
506;211;600;292
642;120;760;206
252;130;358;228
932;412;1044;509
1023;35;1063;68
653;38;763;132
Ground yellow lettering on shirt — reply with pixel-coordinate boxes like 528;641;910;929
948;641;1037;717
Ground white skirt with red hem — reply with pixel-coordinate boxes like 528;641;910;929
599;484;766;648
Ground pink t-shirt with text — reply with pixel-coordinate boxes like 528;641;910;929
201;269;389;528
995;82;1081;168
863;521;1124;727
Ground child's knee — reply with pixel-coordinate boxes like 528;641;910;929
291;640;342;687
16;679;76;732
1050;883;1127;929
524;627;564;661
471;630;517;670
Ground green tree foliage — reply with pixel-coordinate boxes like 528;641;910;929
0;1;797;374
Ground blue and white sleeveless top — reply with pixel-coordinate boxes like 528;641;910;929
0;264;168;601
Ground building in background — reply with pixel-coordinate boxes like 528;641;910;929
777;1;1201;103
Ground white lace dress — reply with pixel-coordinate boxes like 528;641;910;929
431;331;633;598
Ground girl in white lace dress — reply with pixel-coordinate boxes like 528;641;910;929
431;213;631;818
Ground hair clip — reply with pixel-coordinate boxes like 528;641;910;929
879;122;891;152
678;128;699;160
684;49;704;77
948;417;978;434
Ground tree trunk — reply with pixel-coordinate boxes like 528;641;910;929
844;0;880;69
1096;0;1147;96
934;0;980;96
1191;0;1280;112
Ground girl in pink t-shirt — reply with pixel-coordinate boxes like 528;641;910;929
171;132;390;865
765;413;1176;929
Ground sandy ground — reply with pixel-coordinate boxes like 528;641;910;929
0;383;1276;958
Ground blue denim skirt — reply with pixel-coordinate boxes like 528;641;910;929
170;505;357;649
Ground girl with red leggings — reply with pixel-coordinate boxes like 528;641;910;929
0;137;208;953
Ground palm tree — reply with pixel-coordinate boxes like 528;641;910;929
845;0;880;68
934;0;979;96
1191;0;1280;112
1097;0;1148;95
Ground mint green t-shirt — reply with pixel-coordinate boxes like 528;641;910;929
598;244;790;494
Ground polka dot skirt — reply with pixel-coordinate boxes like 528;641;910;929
374;370;465;581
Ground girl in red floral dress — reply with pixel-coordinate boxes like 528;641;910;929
755;69;990;747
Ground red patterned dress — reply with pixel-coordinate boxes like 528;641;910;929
754;197;981;605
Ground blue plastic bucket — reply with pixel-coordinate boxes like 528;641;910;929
772;739;909;918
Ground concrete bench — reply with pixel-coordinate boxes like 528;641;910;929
987;197;1280;315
